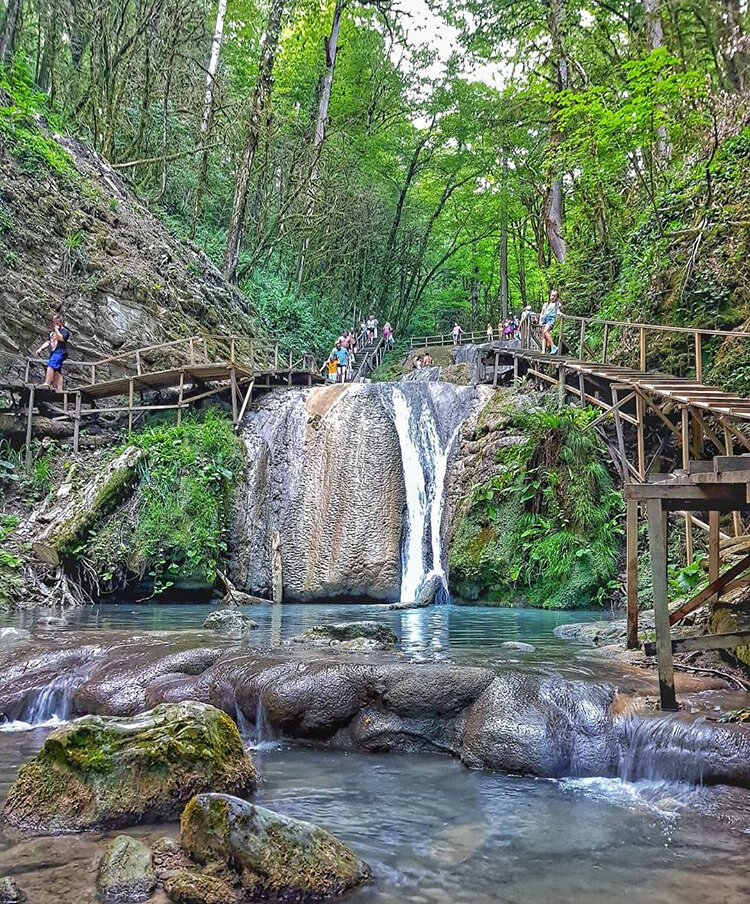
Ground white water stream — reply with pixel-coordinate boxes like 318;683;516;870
390;386;465;603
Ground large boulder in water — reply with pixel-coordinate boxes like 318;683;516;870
202;609;258;637
179;793;371;902
390;573;444;610
97;835;156;903
287;621;397;651
2;702;256;835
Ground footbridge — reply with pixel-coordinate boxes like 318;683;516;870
0;334;322;459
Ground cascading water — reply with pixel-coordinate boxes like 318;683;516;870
387;383;475;603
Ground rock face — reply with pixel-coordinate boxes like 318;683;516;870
287;621;397;650
2;701;256;834
180;794;371;902
203;610;258;637
1;127;257;376
97;835;156;904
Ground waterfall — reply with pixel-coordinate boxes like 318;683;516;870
388;384;474;603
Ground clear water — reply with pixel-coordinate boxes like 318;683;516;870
1;603;749;903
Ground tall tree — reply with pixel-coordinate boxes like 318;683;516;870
0;0;23;65
225;0;287;284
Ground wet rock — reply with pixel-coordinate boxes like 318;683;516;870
97;835;155;903
389;573;444;610
2;701;256;835
0;627;31;647
163;868;240;904
287;621;397;650
221;590;269;607
180;794;371;902
202;610;258;637
501;641;535;652
0;877;25;904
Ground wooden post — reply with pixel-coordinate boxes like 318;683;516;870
177;371;185;426
24;359;31;384
230;368;238;424
189;338;196;365
626;498;639;649
250;341;255;371
493;351;500;388
602;323;609;363
230;338;236;364
73;392;82;454
24;384;35;472
513;355;519;382
135;350;142;375
90;363;96;384
723;425;743;537
271;530;283;604
128;379;134;432
694;332;703;384
557;314;564;355
709;510;720;603
647;498;677;711
639;326;647;371
578;320;585;359
237;380;255;426
578;372;586;406
680;406;693;565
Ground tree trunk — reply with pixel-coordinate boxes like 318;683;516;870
544;0;568;264
296;0;345;287
643;0;671;160
500;156;509;318
722;0;748;91
224;0;286;284
0;0;23;65
37;0;58;94
193;0;229;236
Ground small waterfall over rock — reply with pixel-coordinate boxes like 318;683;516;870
388;385;472;602
231;381;475;604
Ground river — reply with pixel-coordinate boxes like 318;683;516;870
1;603;749;903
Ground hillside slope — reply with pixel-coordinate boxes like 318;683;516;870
0;88;257;379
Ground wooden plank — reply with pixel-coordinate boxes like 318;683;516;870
670;553;750;625
647;498;677;710
636;391;646;479
643;630;750;657
639;326;647;371
694;331;703;383
626;498;639;649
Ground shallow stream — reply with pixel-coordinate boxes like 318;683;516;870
1;603;749;903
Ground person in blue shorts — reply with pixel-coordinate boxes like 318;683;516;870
539;290;560;353
35;314;70;391
336;342;349;383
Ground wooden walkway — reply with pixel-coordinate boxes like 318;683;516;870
0;335;322;460
475;314;750;710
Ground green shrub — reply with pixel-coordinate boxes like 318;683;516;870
450;402;623;608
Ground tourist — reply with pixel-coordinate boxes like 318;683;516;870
539;290;561;353
336;342;349;383
366;314;379;342
505;319;515;339
423;351;433;367
486;322;494;342
36;313;70;391
383;322;394;349
452;322;463;345
497;319;504;341
412;355;422;370
324;353;338;384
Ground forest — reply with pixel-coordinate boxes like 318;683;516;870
1;0;750;361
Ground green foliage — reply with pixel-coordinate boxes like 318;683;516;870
0;60;72;176
450;402;623;607
123;410;243;596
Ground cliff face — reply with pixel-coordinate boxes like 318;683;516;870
0;124;257;378
231;384;407;602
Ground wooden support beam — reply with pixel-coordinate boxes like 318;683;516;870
611;386;630;484
680;407;693;565
670;553;750;625
558;366;565;405
602;323;609;363
639;326;647;371
128;379;134;432
626;498;639;649
636;391;646;479
237;380;255;426
643;630;750;657
709;510;720;603
177;371;185;426
694;331;703;384
586;391;635;429
647;498;677;710
24;383;35;472
493;351;500;388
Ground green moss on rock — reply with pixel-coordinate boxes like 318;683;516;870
180;793;371;902
2;702;256;835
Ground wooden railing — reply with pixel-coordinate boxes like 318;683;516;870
409;329;502;348
531;314;750;381
12;334;319;389
354;336;386;381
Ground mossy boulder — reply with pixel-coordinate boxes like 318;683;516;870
179;793;371;902
97;835;156;903
287;621;397;652
202;610;258;637
2;702;256;835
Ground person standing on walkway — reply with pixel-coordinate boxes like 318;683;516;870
366;314;379;342
452;322;463;345
486;322;494;342
383;322;394;349
539;290;560;353
336;342;349;383
36;314;70;390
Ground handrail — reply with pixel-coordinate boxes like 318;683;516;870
552;314;750;341
354;336;385;381
409;329;509;348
